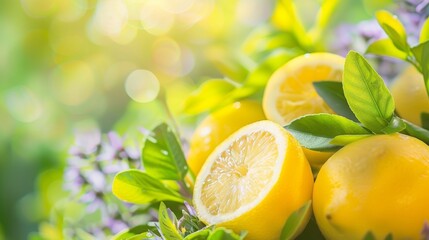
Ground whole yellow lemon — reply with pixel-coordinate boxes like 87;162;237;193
313;134;429;240
391;65;429;126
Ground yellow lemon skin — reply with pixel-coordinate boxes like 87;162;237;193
313;134;429;240
193;121;314;240
263;52;345;168
187;101;265;176
391;66;429;126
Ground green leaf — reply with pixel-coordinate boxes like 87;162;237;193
366;38;407;59
183;229;211;240
295;214;324;240
403;120;429;145
113;225;157;240
330;134;371;146
343;51;395;133
420;17;429;43
285;113;371;151
308;0;342;43
384;233;393;240
177;210;206;236
158;202;183;240
112;170;184;204
313;81;358;122
182;79;236;115
271;0;311;49
280;201;312;240
245;49;298;88
411;41;429;94
242;26;303;61
212;57;248;83
75;229;95;240
363;231;376;240
421;112;429;130
143;123;188;181
381;115;406;134
208;227;245;240
375;10;409;52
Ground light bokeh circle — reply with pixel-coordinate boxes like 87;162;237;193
125;69;160;103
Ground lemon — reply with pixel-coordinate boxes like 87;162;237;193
263;52;345;167
313;134;429;240
187;101;265;176
391;65;429;126
193;120;314;240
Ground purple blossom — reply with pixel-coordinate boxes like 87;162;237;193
104;217;128;234
70;128;101;156
84;170;106;192
62;127;146;238
356;20;385;42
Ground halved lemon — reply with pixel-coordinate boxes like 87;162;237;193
193;120;314;240
263;52;345;167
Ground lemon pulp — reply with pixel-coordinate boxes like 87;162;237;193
200;131;278;216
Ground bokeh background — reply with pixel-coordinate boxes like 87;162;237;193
0;0;398;239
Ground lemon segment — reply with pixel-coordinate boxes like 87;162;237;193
193;120;314;240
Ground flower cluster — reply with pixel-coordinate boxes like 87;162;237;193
331;0;429;80
63;128;145;238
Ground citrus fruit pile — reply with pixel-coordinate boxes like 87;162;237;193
188;53;429;239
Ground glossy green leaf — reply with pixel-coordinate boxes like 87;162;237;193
313;81;358;122
159;202;182;240
113;225;156;240
403;120;429;145
183;229;211;240
280;201;312;240
421;112;429;130
207;227;245;240
376;10;409;52
343;51;395;133
182;79;236;115
420;17;429;43
366;38;407;59
330;134;371;146
285;113;371;151
381;115;406;134
143;123;188;181
112;170;184;204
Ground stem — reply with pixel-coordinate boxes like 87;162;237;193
178;179;193;201
158;88;181;138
